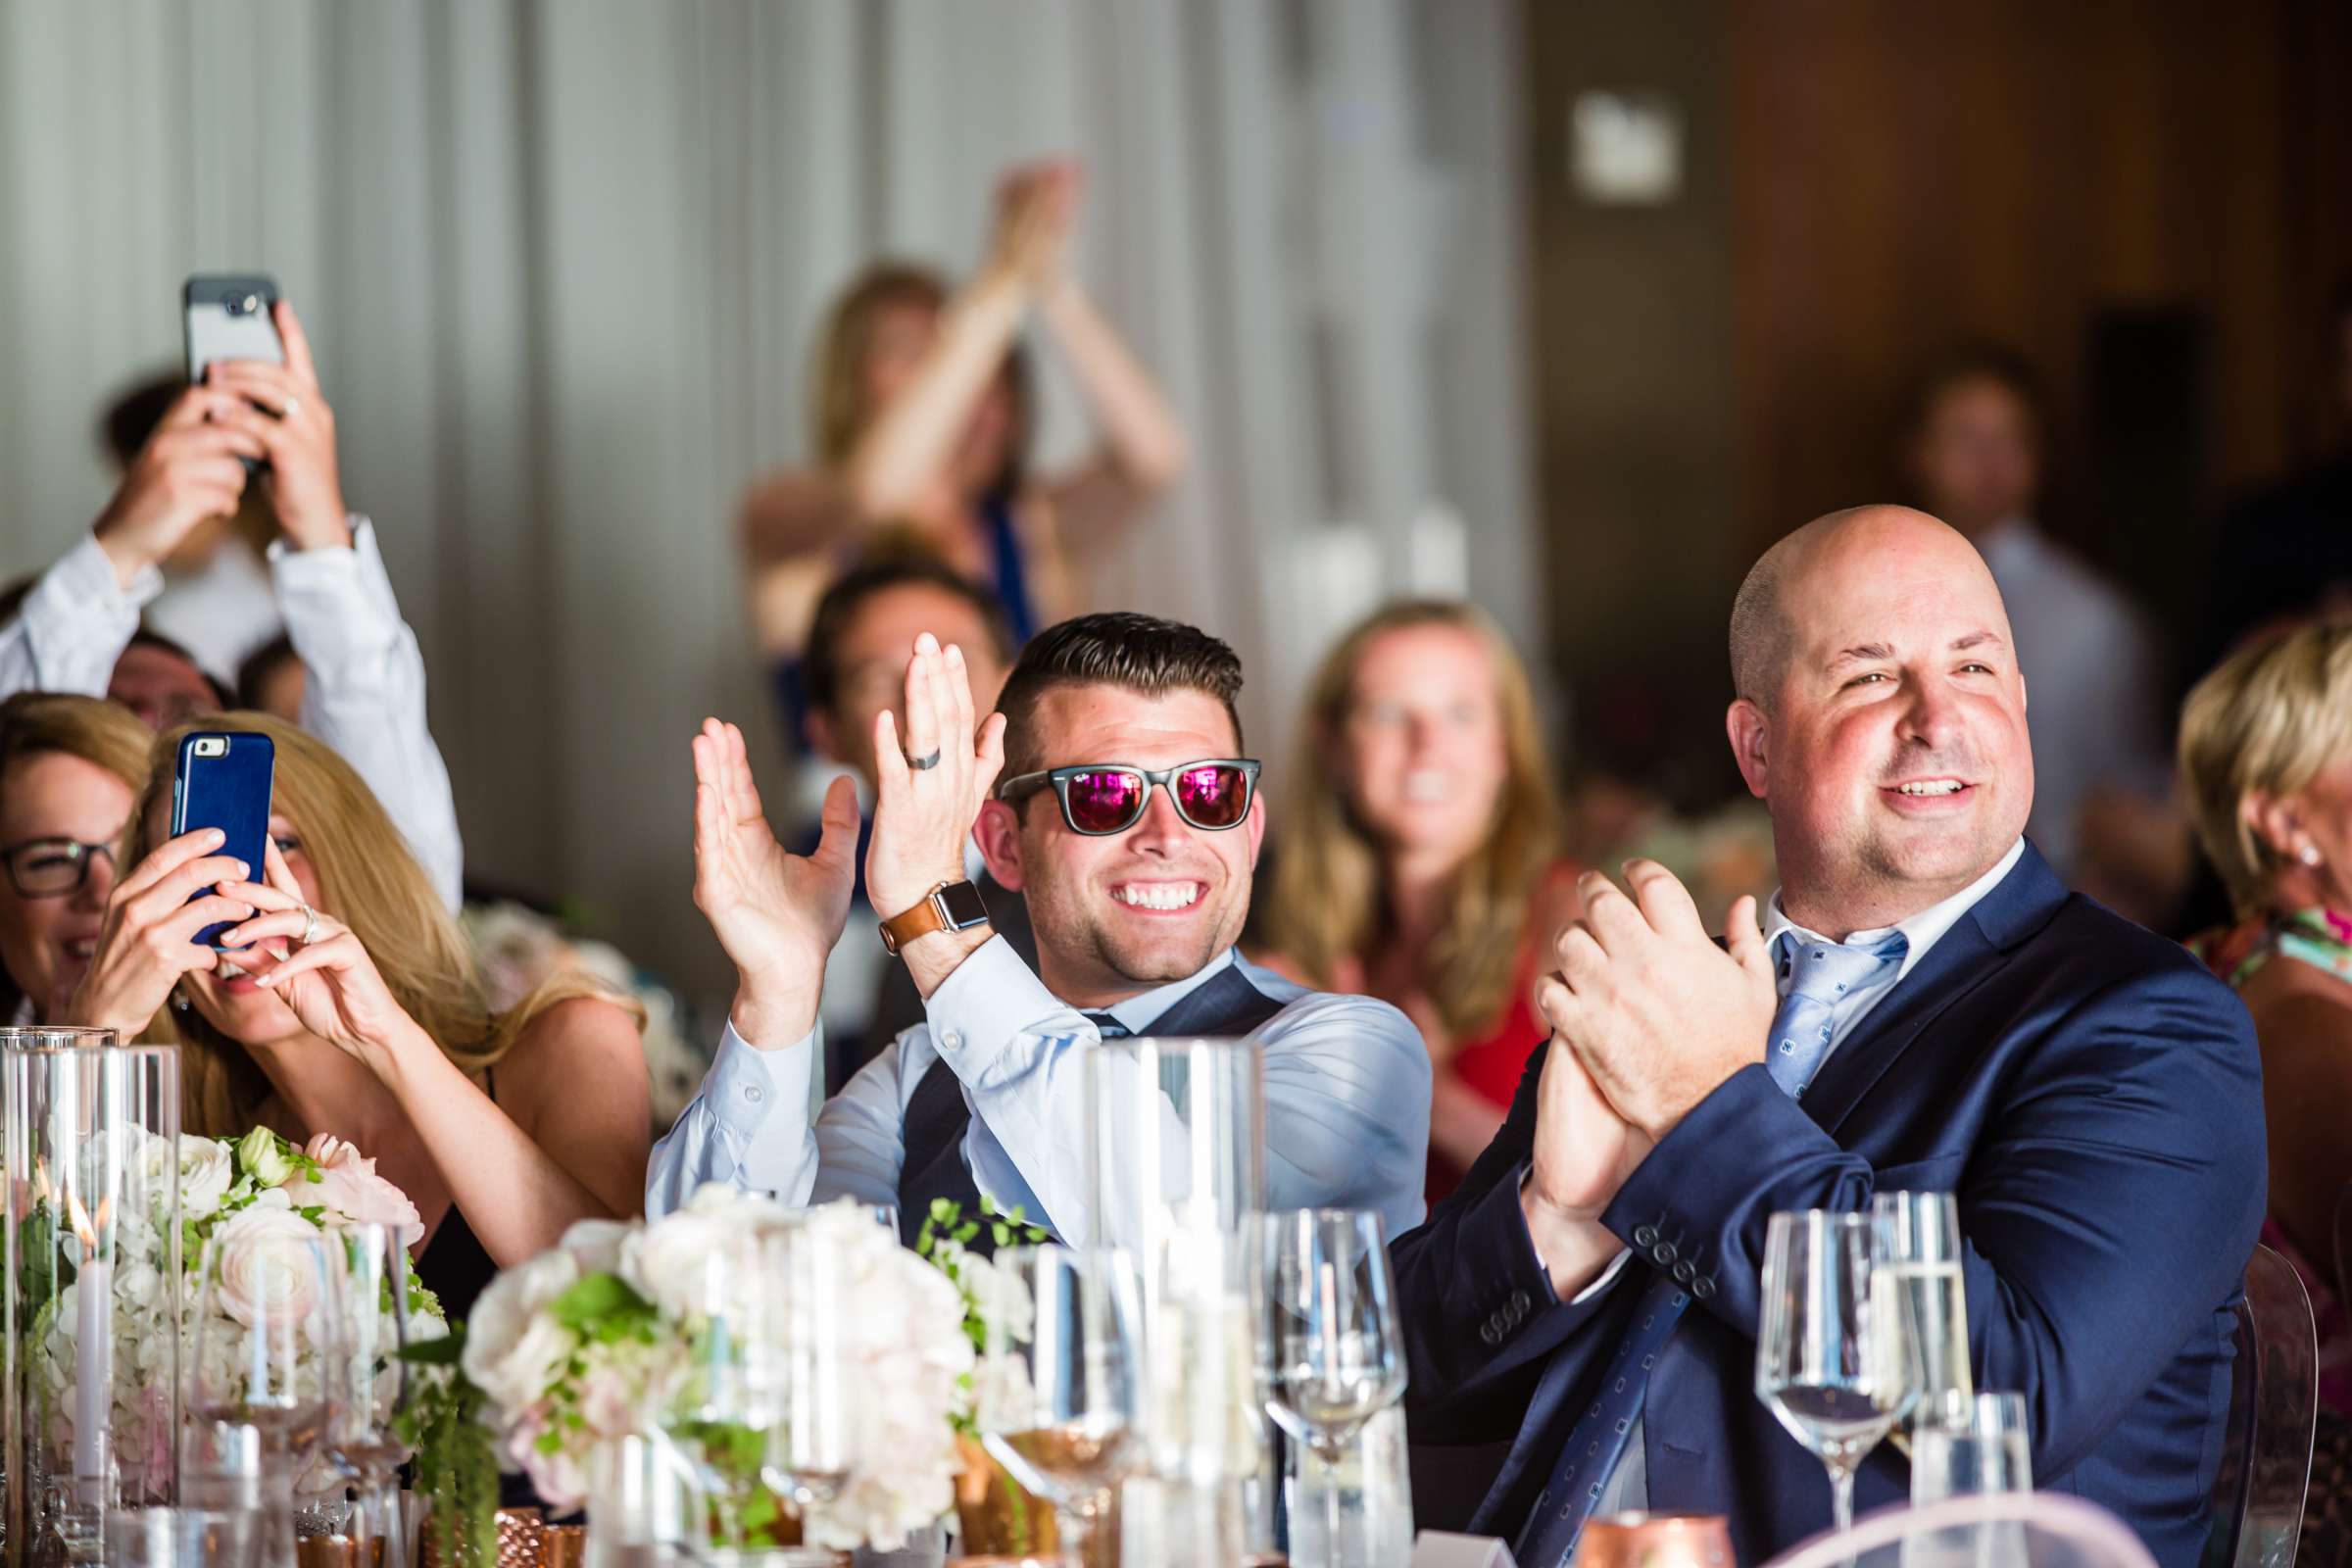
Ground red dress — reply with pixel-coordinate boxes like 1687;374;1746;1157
1425;867;1579;1200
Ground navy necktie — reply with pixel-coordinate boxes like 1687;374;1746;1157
1513;928;1908;1566
1083;1011;1130;1040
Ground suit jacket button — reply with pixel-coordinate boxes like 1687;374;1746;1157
1480;1322;1501;1346
1633;1224;1660;1248
1509;1290;1531;1313
1672;1259;1695;1284
1651;1243;1677;1265
1691;1276;1717;1299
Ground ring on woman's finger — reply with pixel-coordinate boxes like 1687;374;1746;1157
905;748;944;772
298;904;319;947
283;395;302;420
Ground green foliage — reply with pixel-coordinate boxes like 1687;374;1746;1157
915;1196;1049;1435
396;1322;499;1568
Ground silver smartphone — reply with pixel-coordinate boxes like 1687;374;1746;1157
182;273;284;383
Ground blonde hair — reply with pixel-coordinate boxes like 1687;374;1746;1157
125;714;641;1135
2179;620;2352;917
808;263;1032;498
0;693;151;797
1262;602;1564;1040
0;695;155;1018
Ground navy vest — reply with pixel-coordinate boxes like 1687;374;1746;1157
896;961;1289;1250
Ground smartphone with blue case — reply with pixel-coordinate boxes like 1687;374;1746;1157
171;731;274;947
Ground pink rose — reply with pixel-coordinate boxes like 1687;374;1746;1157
293;1135;424;1249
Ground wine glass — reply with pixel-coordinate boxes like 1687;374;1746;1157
1870;1190;1973;1441
188;1227;345;1568
321;1224;417;1568
974;1245;1146;1564
1257;1209;1408;1568
660;1237;790;1552
1754;1209;1922;1533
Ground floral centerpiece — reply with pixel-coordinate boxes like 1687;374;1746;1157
24;1126;449;1497
463;1188;974;1552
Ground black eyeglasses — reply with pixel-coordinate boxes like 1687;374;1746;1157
997;760;1261;837
2;838;119;899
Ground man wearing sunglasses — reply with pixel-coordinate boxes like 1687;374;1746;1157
650;612;1432;1247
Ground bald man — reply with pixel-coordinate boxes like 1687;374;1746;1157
1396;508;2263;1567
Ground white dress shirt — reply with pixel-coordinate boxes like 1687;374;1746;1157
0;522;466;910
1588;837;2027;1514
646;937;1433;1246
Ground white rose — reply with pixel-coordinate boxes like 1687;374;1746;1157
462;1247;583;1413
204;1207;326;1329
176;1138;236;1220
620;1212;728;1320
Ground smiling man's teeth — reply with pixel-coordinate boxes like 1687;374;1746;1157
1114;883;1200;911
1897;780;1965;796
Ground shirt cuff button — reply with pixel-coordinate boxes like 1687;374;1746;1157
744;1085;763;1103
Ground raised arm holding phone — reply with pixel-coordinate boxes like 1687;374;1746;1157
0;289;465;908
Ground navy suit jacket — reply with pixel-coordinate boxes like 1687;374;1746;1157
1396;844;2266;1568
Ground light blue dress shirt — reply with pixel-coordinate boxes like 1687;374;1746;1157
646;938;1432;1246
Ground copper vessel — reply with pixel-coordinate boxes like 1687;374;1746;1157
1572;1512;1735;1568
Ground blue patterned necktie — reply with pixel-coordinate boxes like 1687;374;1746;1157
1513;927;1909;1566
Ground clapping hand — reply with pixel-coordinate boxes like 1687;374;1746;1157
990;160;1081;293
207;302;351;551
863;633;1006;928
1537;860;1778;1142
691;718;859;1050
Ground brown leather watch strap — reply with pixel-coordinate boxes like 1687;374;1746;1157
878;880;990;956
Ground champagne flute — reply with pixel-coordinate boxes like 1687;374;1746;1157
1257;1209;1408;1568
188;1227;345;1568
1870;1190;1972;1444
1753;1209;1920;1533
660;1238;789;1553
322;1224;416;1568
975;1246;1146;1564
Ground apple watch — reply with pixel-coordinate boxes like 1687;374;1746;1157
878;879;993;956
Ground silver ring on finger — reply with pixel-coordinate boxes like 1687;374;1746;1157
282;395;302;421
298;905;320;947
906;748;943;772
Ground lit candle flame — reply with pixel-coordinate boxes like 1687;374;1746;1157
66;1191;111;1249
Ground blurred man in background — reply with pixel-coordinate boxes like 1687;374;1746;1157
1902;345;2181;922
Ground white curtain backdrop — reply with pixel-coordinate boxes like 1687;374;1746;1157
0;0;1537;1010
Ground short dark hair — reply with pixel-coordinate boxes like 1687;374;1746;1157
235;633;303;711
1901;341;2047;443
101;371;188;469
121;626;233;710
803;557;1016;714
996;612;1246;782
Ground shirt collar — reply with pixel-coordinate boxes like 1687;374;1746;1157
1091;946;1240;1034
1764;837;2027;983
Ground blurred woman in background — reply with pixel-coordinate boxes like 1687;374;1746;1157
737;160;1187;727
66;714;649;1325
2180;618;2352;1560
1260;601;1581;1198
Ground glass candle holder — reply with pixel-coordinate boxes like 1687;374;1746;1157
2;1031;183;1566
